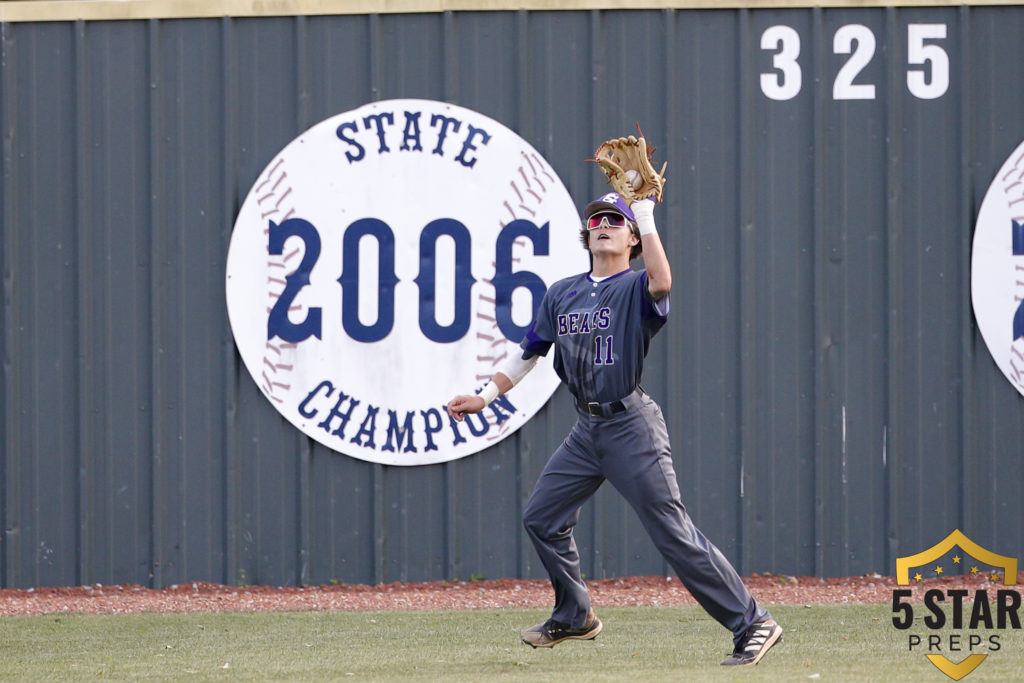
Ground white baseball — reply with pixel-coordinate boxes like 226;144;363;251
626;169;642;190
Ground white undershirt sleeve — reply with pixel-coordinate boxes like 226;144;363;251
477;352;540;406
496;352;540;387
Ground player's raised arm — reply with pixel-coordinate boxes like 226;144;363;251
632;199;671;299
589;131;671;300
446;353;540;421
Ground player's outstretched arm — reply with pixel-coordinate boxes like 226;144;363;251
632;199;671;299
447;372;513;421
446;352;540;421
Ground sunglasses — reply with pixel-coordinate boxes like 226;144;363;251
586;212;629;230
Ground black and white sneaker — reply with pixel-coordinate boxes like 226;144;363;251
720;618;783;666
521;609;603;648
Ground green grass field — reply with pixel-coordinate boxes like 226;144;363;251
1;604;1021;681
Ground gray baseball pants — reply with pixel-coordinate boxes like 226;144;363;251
522;391;769;646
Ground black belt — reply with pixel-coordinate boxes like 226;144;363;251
575;388;645;418
578;399;627;417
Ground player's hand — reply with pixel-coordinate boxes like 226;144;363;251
630;197;656;218
446;395;486;421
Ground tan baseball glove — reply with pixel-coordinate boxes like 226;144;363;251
589;124;667;203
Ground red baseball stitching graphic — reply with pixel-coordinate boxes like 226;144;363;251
1001;149;1024;222
476;150;558;442
256;157;298;404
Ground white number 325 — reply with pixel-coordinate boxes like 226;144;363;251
760;23;949;101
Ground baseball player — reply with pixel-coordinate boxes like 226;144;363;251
446;192;781;666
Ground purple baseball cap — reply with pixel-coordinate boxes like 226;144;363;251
583;192;636;223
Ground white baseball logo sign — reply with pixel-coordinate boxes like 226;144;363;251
226;99;586;465
973;139;1024;397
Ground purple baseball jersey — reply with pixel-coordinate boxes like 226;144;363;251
520;267;669;403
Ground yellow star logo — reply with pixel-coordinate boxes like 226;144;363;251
894;529;1019;681
895;529;1017;587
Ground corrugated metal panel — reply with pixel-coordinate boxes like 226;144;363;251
2;7;1024;589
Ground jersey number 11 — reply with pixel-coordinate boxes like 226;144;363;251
594;335;615;365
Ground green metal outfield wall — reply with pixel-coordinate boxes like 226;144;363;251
2;3;1023;589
